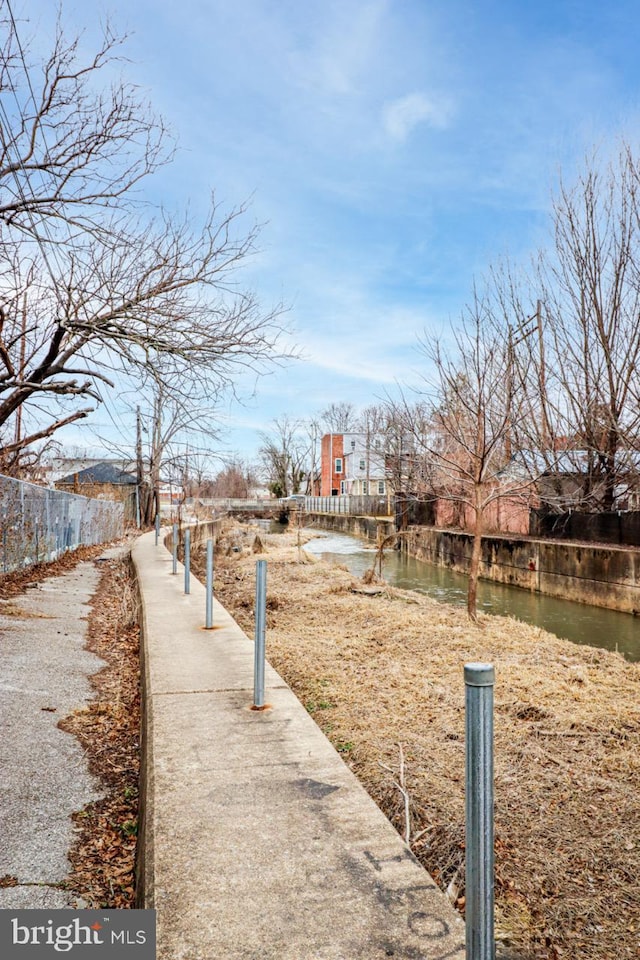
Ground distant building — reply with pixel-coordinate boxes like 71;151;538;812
320;433;387;496
320;434;344;495
55;461;137;506
45;456;136;484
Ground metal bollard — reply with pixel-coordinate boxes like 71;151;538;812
135;487;141;530
465;663;495;960
155;513;160;545
184;528;191;595
253;559;267;707
172;523;178;575
205;538;214;628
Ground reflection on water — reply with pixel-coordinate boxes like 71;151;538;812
304;529;640;662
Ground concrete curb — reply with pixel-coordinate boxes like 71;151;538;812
133;529;466;959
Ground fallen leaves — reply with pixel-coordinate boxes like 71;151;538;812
0;544;108;600
59;552;141;909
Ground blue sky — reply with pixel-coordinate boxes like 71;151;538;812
20;0;640;467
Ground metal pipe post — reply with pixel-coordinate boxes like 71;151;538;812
253;559;267;707
465;662;495;960
155;513;160;545
172;523;178;575
184;528;191;595
205;538;214;628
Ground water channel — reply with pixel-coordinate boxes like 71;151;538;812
300;527;640;663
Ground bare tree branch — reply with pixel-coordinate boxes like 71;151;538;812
0;13;293;465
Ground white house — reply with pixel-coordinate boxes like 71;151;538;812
340;433;388;496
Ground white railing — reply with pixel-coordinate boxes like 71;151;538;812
197;495;394;518
297;495;393;517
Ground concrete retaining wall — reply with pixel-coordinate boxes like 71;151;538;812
307;512;395;542
403;526;640;615
163;517;223;553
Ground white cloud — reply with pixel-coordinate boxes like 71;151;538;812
382;92;453;142
287;0;388;98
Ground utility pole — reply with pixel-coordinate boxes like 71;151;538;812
505;330;514;462
13;294;28;453
505;307;539;462
136;406;143;528
536;300;551;449
183;443;190;501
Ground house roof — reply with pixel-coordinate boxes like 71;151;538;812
57;462;137;486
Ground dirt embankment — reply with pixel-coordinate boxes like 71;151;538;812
200;522;640;960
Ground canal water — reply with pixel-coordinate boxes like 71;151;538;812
302;528;640;663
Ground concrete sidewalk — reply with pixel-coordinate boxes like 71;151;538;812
0;557;108;908
134;530;466;960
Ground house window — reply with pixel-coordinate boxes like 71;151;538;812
362;481;368;494
335;457;343;474
359;459;365;470
340;480;346;494
351;440;356;449
378;480;385;494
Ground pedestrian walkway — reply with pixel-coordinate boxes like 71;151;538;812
0;557;108;908
134;529;466;960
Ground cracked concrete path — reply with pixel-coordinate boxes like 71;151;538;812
0;554;113;908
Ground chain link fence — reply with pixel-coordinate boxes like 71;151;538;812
1;473;124;573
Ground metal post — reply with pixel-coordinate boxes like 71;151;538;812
172;523;178;575
184;528;191;595
205;538;214;628
465;663;495;960
253;559;267;707
45;491;51;559
155;513;160;545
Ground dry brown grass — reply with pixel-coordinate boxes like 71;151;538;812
198;523;640;960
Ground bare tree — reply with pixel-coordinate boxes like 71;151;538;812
130;369;224;525
258;416;310;498
356;402;431;495
208;459;258;499
395;290;537;620
320;401;357;433
305;417;322;495
0;13;290;463
532;145;640;510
